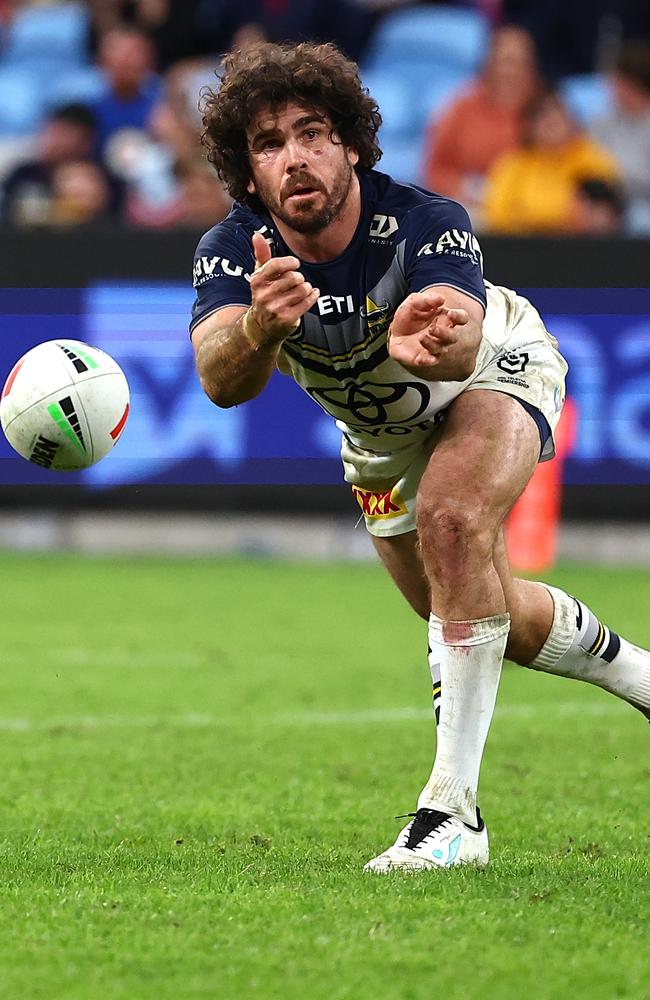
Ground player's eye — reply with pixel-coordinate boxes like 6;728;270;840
251;138;281;157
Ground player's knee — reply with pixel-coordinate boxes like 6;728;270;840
417;497;492;566
417;496;481;542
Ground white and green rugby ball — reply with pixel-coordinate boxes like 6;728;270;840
0;340;129;471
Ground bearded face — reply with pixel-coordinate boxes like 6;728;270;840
246;103;359;235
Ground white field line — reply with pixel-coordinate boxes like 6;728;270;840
2;649;210;668
0;701;625;734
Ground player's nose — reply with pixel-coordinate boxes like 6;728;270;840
283;138;308;169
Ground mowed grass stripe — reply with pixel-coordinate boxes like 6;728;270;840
0;553;647;1000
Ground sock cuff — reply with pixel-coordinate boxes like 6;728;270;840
418;773;477;824
530;585;576;670
429;612;510;647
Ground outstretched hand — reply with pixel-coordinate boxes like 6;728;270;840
248;232;320;342
388;291;471;371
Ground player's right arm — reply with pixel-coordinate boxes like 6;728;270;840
192;233;319;409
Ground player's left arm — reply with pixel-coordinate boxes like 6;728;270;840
388;285;484;382
399;199;487;381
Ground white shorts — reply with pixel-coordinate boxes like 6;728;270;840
344;322;568;537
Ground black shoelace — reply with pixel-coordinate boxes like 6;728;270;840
394;807;484;849
396;809;453;850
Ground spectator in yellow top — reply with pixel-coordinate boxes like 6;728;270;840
484;91;619;234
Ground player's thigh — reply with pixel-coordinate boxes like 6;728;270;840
372;530;430;620
417;390;542;534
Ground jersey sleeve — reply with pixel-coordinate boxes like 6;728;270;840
190;223;255;333
404;200;487;309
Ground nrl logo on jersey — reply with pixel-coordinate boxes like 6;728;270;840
417;230;483;269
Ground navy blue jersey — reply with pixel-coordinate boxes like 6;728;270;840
190;170;490;451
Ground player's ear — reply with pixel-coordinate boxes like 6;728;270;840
247;177;256;195
348;148;359;167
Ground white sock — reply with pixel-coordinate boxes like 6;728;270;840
418;612;511;824
427;642;442;724
530;586;650;717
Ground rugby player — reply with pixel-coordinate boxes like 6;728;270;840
190;42;650;871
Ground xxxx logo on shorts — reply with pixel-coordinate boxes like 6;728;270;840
352;484;408;519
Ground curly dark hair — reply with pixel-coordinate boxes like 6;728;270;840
201;41;383;206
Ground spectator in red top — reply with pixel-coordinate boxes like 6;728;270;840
422;24;541;224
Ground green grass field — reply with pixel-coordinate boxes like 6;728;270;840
0;552;648;1000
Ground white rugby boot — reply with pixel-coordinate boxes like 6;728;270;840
364;807;489;873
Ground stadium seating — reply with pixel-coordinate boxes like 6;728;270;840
374;141;421;186
361;69;412;137
42;66;108;112
559;74;614;125
363;5;488;78
0;67;44;135
1;2;89;69
364;68;470;184
361;6;486;183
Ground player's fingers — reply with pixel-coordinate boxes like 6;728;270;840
390;342;439;368
295;288;321;317
413;352;440;368
410;291;445;311
426;323;457;346
256;270;306;296
391;303;439;338
389;330;432;355
253;255;301;282
395;294;444;324
419;332;446;355
275;286;320;323
252;231;273;268
399;299;443;320
444;307;470;326
281;284;320;309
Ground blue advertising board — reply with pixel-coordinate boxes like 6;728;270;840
1;284;649;486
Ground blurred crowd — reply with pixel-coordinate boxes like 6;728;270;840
0;0;648;235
